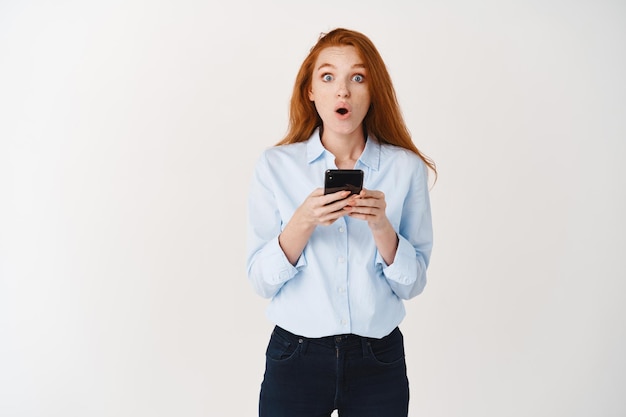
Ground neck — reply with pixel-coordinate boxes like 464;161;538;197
321;128;366;169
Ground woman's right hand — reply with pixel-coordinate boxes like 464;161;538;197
294;188;356;227
279;188;355;265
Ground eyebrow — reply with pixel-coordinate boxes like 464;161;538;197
316;63;367;71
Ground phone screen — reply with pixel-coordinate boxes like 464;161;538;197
324;169;364;195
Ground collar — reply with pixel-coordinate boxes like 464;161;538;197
305;127;381;171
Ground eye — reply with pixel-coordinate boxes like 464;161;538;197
322;74;333;82
352;74;365;83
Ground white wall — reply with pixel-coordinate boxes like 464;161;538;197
1;1;624;416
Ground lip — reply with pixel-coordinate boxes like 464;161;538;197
334;102;352;119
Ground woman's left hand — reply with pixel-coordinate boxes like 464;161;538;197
346;189;391;231
347;188;399;264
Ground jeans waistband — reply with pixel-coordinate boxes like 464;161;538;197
274;326;363;350
273;325;398;349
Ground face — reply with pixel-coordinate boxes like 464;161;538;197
308;46;371;138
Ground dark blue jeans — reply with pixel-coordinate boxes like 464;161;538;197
259;326;409;417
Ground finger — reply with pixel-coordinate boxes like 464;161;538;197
352;196;383;209
349;206;379;217
309;188;325;197
319;208;349;224
312;195;354;218
325;198;358;215
359;189;384;199
322;190;352;205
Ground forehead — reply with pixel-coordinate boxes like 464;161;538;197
314;46;365;69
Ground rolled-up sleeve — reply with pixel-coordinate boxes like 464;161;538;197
246;152;306;298
376;161;433;299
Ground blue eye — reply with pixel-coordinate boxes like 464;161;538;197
352;74;364;83
322;74;333;82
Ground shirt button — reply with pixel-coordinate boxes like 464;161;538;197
338;226;345;233
338;287;346;293
338;256;345;263
340;319;347;326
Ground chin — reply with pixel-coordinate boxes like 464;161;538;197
338;125;363;136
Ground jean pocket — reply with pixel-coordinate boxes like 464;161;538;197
266;329;301;362
366;329;406;366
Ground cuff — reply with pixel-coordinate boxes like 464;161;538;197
262;237;307;285
376;235;417;286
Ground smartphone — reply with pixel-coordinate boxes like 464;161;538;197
324;169;364;195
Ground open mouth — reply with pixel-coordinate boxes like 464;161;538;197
336;108;348;115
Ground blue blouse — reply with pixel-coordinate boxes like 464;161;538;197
246;129;433;338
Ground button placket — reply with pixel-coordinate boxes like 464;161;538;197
335;217;350;331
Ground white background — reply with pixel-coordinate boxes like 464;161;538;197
1;1;625;416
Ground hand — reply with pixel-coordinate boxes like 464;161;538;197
279;188;356;265
346;189;391;230
293;188;356;228
347;188;399;264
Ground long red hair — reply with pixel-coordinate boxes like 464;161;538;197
276;28;437;178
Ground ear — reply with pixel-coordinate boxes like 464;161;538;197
308;89;314;101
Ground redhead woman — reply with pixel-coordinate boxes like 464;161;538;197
246;28;436;417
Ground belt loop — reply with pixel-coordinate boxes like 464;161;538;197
361;337;370;359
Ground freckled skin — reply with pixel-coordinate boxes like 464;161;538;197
308;46;371;142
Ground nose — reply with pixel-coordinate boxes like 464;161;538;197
336;82;350;98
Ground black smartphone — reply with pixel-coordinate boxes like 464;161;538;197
324;169;364;195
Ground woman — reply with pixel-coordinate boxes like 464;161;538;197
246;28;436;417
